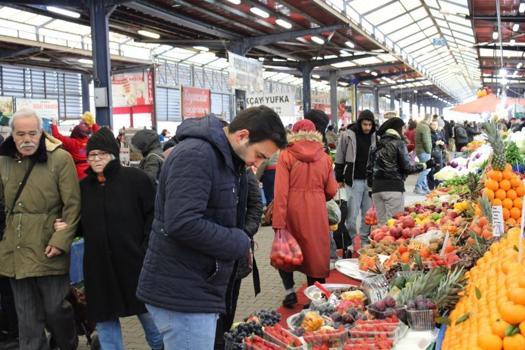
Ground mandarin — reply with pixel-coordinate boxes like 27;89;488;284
504;199;514;210
517;186;525;197
514;198;522;209
503;208;511;220
511;208;521;220
503;333;525;350
509;288;525;306
503;171;514;180
490;170;504;182
500;303;525;324
478;333;503;350
493;319;512;338
487;179;500;191
494;198;503;206
497;190;508;200
507;190;518;200
511;178;522;188
501;180;512;191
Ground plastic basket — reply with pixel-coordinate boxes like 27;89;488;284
263;327;303;350
366;305;406;320
303;327;347;349
361;274;388;303
406;309;435;331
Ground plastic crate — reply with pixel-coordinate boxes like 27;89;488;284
406;309;435;331
361;274;388;303
69;239;84;285
263;326;303;350
303;327;347;349
367;305;406;320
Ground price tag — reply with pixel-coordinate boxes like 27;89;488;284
440;232;450;257
491;206;504;237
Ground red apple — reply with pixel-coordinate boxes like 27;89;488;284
402;228;412;238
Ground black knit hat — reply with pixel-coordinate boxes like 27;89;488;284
378;117;405;136
87;127;120;158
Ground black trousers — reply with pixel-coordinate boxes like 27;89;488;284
214;278;242;350
10;275;77;350
0;277;18;336
278;270;326;290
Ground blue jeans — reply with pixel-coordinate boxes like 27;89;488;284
415;152;430;192
96;312;163;350
346;180;372;245
146;304;218;350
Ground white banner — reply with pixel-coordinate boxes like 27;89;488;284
227;51;264;93
15;98;59;119
246;92;296;117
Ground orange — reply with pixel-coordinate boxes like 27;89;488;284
503;333;525;350
504;208;511;220
503;170;514;180
497;189;508;200
511;178;521;188
500;303;525;324
514;198;523;209
501;180;512;191
503;199;514;210
484;188;495;201
505;164;513;172
507;190;518;200
507;218;517;226
520;321;525;336
517;186;525;197
493;319;512;338
494;198;503;206
490;170;504;182
478;333;503;350
509;288;525;306
487;179;500;191
511;208;522;220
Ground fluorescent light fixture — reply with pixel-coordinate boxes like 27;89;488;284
78;58;93;65
226;0;241;4
297;37;308;43
193;46;209;52
339;82;349;86
250;7;269;18
365;69;370;73
311;36;325;45
324;55;337;59
312;74;321;79
276;19;292;29
513;24;520;32
47;6;81;18
345;41;355;48
511;39;516;45
492;31;499;40
29;56;51;62
518;62;523;69
371;71;378;76
138;30;160;39
520;3;525;13
258;57;265;62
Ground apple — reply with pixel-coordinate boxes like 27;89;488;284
447;211;458;219
374;231;386;241
402;228;412;238
401;217;415;228
390;226;403;239
382;235;395;243
411;227;422;237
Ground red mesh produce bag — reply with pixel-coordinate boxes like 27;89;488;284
270;229;303;271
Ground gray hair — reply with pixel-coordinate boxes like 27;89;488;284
10;108;43;131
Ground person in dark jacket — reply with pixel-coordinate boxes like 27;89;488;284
335;110;376;248
465;121;480;143
58;128;162;350
137;107;287;350
367;118;432;225
131;129;164;186
454;123;469;152
214;169;263;349
427;120;446;190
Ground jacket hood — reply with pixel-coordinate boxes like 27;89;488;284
176;114;235;171
377;129;402;146
350;113;377;134
0;132;62;163
131;129;162;155
287;130;325;162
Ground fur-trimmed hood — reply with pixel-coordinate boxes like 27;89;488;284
287;130;325;163
0;132;62;163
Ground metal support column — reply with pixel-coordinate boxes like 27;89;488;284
390;90;395;111
299;63;313;114
81;74;91;113
89;0;114;127
351;84;358;122
409;94;413;119
329;70;338;129
373;87;380;115
398;96;403;120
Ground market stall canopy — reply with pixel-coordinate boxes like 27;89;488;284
451;94;525;114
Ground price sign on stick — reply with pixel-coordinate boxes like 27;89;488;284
492;206;504;237
518;197;525;263
440;232;450;257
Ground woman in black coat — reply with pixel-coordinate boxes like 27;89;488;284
58;128;163;350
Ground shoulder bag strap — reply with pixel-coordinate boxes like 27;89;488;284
11;159;36;211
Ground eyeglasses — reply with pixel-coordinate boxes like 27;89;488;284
87;151;109;160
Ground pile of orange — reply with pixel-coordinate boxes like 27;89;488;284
482;165;525;227
442;227;525;350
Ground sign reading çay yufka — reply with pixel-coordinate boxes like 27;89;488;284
246;92;296;117
181;86;211;119
227;51;264;93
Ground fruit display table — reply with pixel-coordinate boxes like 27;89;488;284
232;123;525;350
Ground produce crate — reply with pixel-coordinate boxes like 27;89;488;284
367;305;406;320
406;309;436;331
244;335;283;350
303;327;347;349
263;325;303;349
361;274;388;303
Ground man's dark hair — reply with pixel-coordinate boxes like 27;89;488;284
228;105;287;149
304;109;329;135
408;119;417;130
359;109;375;121
327;125;334;131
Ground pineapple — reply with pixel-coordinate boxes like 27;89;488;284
396;268;445;306
479;196;493;225
468;173;483;201
482;122;506;170
432;267;467;312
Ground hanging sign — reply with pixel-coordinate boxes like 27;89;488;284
15;98;59;119
246;92;295;117
227;51;264;93
181;86;211;119
112;70;153;108
492;206;504;237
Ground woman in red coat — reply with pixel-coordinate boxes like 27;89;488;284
51;121;97;180
272;119;339;308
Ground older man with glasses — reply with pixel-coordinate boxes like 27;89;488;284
0;108;81;350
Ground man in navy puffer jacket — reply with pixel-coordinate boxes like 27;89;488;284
137;107;287;349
